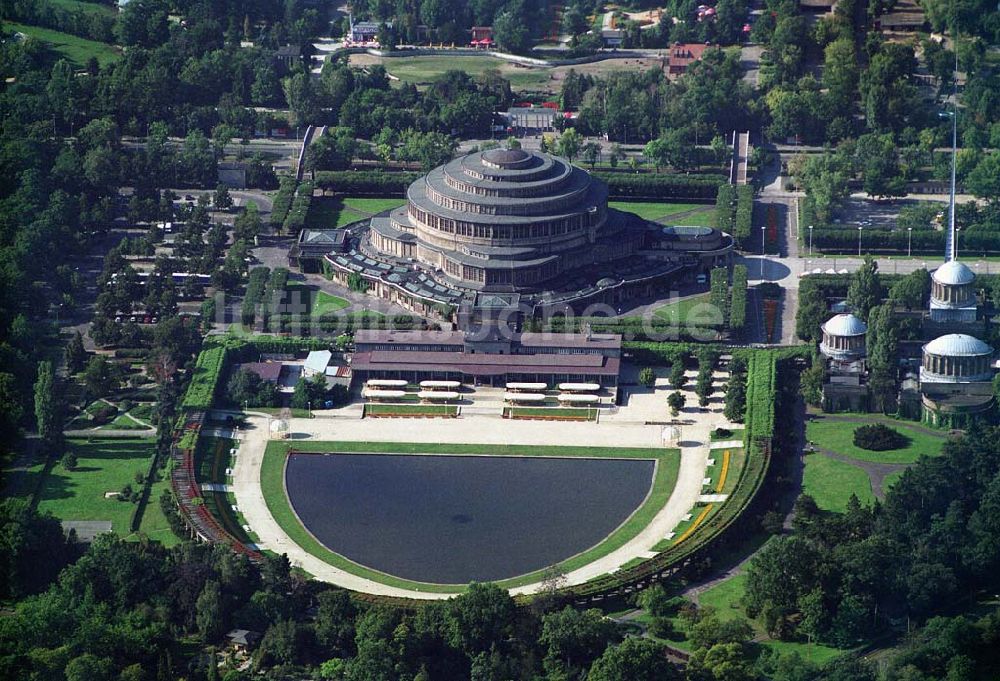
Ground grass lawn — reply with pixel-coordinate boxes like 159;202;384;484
802;453;875;512
4;22;120;67
711;427;745;442
661;574;846;664
883;468;906;492
313;290;350;315
806;417;946;464
261;440;679;592
134;475;181;547
101;412;152;430
365;403;458;416
652;292;714;324
343;197;407;214
35;438;155;535
509;406;597;420
609;201;715;226
306;196;405;229
49;0;116;16
369;55;551;88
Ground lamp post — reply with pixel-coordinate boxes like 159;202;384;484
760;225;766;281
907;227;912;257
857;226;863;257
808;225;813;256
308;400;311;418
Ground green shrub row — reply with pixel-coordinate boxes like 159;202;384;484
313;170;422;195
269;177;297;227
270;312;428;333
709;267;729;326
593;171;725;200
729;264;748;335
811;226;1000;255
623;341;724;366
743;350;777;442
713;185;753;248
241;267;270;327
282;181;314;233
734;185;753;247
260;268;289;330
181;345;228;411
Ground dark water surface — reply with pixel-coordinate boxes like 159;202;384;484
285;453;655;583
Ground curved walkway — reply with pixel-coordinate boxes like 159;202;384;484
230;386;734;599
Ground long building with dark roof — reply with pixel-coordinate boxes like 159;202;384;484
351;329;623;388
316;148;733;320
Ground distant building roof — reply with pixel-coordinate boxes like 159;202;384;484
667;43;709;71
276;44;301;57
226;629;261;648
353;350;620;376
304;350;332;374
301;229;347;247
237;362;283;383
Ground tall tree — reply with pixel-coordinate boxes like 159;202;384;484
866;302;899;413
66;331;87;375
33;361;63;454
847;255;882;321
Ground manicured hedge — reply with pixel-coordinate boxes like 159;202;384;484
542;316;724;338
709;267;729;326
743;350;776;442
624;341;724;366
270;177;297;227
729;264;748;335
260;268;289;330
282;181;314;233
812;226;1000;255
313;170;421;195
593;171;726;200
181;345;228;410
713;184;753;247
241;267;270;327
734;185;753;247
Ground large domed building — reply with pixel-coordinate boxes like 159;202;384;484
819;313;867;362
929;260;977;324
919;333;995;426
319;148;734;320
818;313;870;412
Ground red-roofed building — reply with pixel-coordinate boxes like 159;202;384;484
470;26;493;48
667;43;709;76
